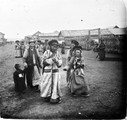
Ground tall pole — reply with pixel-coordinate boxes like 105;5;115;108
88;30;91;50
98;28;101;42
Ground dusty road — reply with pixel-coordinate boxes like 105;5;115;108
0;43;125;119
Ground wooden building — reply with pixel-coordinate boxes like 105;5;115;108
32;31;42;40
58;29;113;50
58;30;89;49
24;35;32;44
38;31;59;42
107;28;127;53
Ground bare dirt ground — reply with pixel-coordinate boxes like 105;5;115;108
0;43;126;119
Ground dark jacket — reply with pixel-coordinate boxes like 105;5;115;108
13;69;26;92
24;48;41;69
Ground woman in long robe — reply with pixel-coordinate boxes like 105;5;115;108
15;41;21;58
65;40;79;83
67;46;90;96
40;40;62;104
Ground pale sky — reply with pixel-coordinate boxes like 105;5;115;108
0;0;126;39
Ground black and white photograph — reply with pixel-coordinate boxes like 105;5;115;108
0;0;126;119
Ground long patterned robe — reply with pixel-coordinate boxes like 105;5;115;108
67;56;89;95
40;50;62;102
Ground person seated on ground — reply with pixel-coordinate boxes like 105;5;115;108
65;45;90;97
13;64;26;93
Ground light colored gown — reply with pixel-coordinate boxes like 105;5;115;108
40;50;62;102
15;43;21;57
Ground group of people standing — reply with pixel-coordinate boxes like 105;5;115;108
13;39;90;104
15;40;26;58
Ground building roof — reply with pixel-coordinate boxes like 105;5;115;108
25;35;32;38
32;31;42;36
0;32;4;35
59;29;113;37
108;28;127;35
90;29;112;35
39;31;59;37
59;30;89;37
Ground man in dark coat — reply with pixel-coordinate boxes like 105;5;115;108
23;39;41;89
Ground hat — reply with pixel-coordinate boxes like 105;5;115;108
71;40;79;46
48;39;58;46
29;39;36;44
15;40;20;43
14;64;20;69
72;45;82;51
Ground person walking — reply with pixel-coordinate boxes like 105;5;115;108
40;39;62;104
96;39;105;60
64;40;79;83
23;39;41;89
66;45;90;96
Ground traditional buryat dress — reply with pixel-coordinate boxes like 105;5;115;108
15;43;21;58
67;56;89;96
40;50;62;103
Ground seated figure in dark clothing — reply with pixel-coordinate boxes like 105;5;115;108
13;64;26;93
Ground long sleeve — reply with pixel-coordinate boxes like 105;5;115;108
41;50;62;69
41;50;52;68
67;56;75;69
54;52;62;67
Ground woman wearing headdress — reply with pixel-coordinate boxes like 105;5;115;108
64;40;79;83
65;45;90;96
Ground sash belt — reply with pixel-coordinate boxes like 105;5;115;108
44;69;58;73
